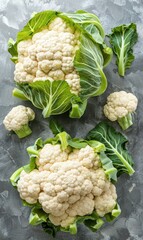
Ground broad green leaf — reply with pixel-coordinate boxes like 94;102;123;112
17;10;56;42
75;34;107;98
17;80;74;118
60;11;105;43
61;11;112;66
109;23;138;76
87;122;134;176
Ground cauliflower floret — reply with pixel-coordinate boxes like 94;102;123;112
32;29;49;43
103;91;138;130
14;63;35;83
28;44;37;60
38;60;53;73
39;192;69;216
14;17;81;94
36;51;54;61
36;144;68;170
94;183;117;217
3;105;35;138
49;213;75;227
48;17;67;32
62;56;74;73
23;57;38;75
66;195;94;217
38;60;62;73
17;39;32;57
17;170;40;204
48;70;65;80
65;71;80;94
54;51;63;60
90;169;108;197
68;145;100;169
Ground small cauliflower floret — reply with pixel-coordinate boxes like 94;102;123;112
49;213;75;227
94;183;117;217
65;71;80;94
32;29;49;43
23;57;38;75
68;145;100;169
14;63;35;83
35;69;48;78
36;51;54;61
48;70;65;80
39;192;69;216
54;51;62;60
36;144;68;170
38;60;53;73
48;17;67;32
34;70;54;82
66;195;94;217
90;169;108;197
62;44;74;56
14;16;81;94
38;60;62;73
17;170;40;204
104;91;138;130
3;105;35;138
17;39;32;57
62;56;74;73
28;44;37;60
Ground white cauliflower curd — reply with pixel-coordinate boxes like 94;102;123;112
17;144;117;228
14;17;80;95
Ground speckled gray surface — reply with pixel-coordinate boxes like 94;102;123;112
0;0;143;239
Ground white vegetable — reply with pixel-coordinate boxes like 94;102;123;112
14;17;80;95
17;144;117;227
103;91;138;130
3;105;35;138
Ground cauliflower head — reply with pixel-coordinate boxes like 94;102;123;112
103;91;138;130
16;143;117;228
9;10;112;119
3;105;35;138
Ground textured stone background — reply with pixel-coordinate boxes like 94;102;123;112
0;0;143;239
